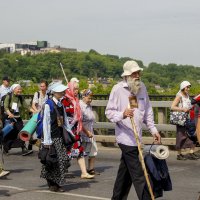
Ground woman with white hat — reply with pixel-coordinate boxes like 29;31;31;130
40;82;70;192
171;81;198;160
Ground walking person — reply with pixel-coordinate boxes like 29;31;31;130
2;84;34;156
105;60;161;200
29;80;49;150
80;89;99;175
62;81;94;179
0;76;11;175
40;82;70;192
0;76;11;101
31;80;49;112
171;81;199;160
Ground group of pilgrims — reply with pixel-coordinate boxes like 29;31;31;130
0;76;98;192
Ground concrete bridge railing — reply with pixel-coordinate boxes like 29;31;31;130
91;100;176;146
23;95;176;146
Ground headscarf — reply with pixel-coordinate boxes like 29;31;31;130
10;84;21;92
65;82;82;133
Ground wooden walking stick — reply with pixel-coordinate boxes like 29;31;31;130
59;62;69;84
129;96;155;200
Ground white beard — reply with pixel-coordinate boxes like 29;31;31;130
126;77;141;95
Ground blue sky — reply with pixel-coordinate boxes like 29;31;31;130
1;0;200;66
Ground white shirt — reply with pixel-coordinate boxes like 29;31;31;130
0;85;10;100
42;97;72;145
32;91;49;110
80;100;95;142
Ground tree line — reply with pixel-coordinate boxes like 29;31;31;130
0;49;200;95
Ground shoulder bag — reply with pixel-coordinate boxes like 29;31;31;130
170;96;188;126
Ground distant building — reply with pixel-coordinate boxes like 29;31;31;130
0;41;77;55
0;41;48;53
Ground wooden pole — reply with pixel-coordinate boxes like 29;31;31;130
59;62;68;84
128;96;155;200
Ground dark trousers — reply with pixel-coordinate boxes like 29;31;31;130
112;143;151;200
3;118;25;151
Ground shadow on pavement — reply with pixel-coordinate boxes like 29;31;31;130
69;165;113;176
63;180;97;192
0;189;11;196
10;168;33;174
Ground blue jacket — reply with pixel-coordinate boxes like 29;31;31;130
144;154;172;198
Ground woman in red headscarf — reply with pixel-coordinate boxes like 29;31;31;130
62;81;94;179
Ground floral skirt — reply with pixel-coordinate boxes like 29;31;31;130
67;134;85;158
40;137;69;185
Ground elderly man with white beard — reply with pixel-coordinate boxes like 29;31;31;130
105;60;161;200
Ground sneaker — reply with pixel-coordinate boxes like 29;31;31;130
22;147;33;156
81;173;95;179
186;153;198;160
177;154;187;160
0;170;10;178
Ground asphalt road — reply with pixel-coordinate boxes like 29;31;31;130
0;145;200;200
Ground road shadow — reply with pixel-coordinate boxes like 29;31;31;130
69;165;113;176
0;189;11;197
9;168;33;174
63;179;97;192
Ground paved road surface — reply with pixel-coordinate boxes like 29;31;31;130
0;145;200;200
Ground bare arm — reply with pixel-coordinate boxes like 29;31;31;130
82;126;93;138
171;96;189;112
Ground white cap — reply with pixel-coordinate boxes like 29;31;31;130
70;77;79;83
121;60;143;77
48;82;68;92
180;81;191;90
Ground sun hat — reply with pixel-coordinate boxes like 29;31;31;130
48;82;68;92
70;77;79;83
180;81;191;91
121;60;143;77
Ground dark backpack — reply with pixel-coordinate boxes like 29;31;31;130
31;91;51;106
0;93;23;119
36;99;54;139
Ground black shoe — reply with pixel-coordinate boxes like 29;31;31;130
186;153;198;160
49;186;58;192
177;154;187;160
57;186;65;192
21;147;33;156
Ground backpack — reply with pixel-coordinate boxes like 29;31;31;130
31;91;51;106
36;99;54;139
0;92;23;120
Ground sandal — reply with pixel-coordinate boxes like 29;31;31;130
81;173;94;179
87;169;100;175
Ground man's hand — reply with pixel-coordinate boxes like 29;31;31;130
153;132;161;144
123;108;134;118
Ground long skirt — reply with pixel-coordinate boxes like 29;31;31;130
176;125;195;150
40;137;69;186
